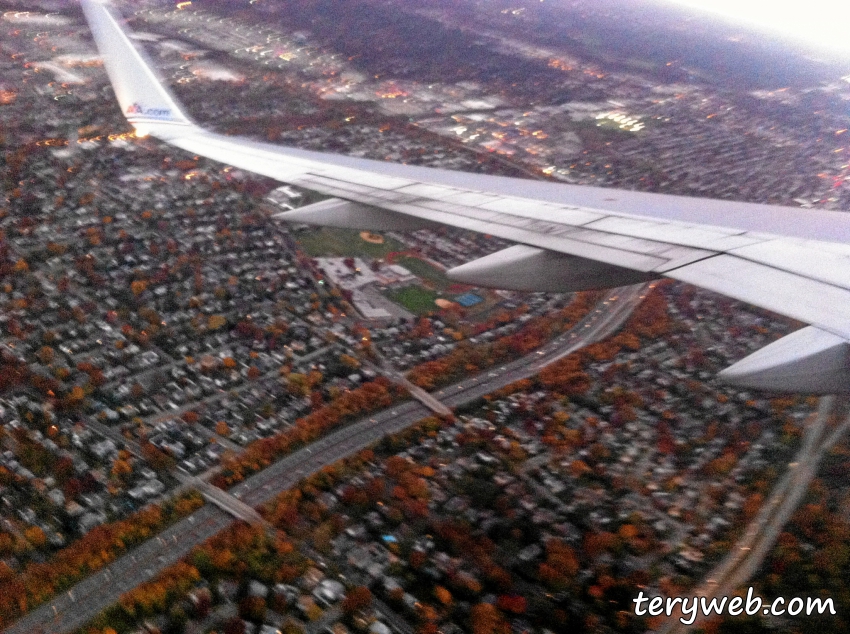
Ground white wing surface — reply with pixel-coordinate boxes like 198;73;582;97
80;0;850;393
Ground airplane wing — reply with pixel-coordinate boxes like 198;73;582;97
80;0;850;394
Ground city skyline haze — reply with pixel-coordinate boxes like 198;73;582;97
665;0;850;56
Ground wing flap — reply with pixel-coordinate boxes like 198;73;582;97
728;240;850;289
669;255;850;340
394;183;464;199
585;216;764;251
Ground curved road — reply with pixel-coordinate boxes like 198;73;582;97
661;397;850;633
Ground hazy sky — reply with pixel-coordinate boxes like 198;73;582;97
667;1;850;56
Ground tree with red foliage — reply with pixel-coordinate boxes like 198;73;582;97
239;596;267;622
223;617;246;634
341;586;373;614
190;587;212;618
496;595;527;614
409;549;427;569
63;477;83;500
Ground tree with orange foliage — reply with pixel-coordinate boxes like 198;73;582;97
538;355;591;396
0;525;13;553
0;491;203;628
538;538;579;591
583;531;619;560
208;314;227;330
36;346;55;365
339;353;359;369
141;442;175;473
433;585;452;606
24;526;46;549
111;457;132;480
614;332;641;351
212;378;400;488
570;459;592;478
286;372;309;396
624;285;670;338
411;317;433;339
469;603;507;634
130;280;148;296
401;474;429;500
385;455;412;478
742;492;764;521
706;451;737;477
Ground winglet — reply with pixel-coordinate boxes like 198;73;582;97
80;0;194;136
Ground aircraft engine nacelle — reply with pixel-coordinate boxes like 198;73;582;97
718;326;850;394
446;244;658;293
272;198;438;231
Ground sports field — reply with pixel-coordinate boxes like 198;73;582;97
393;256;448;290
385;286;441;315
296;227;406;258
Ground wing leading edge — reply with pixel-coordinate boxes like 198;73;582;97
80;0;850;393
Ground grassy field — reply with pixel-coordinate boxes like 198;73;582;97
385;286;440;315
296;227;406;258
395;256;449;291
297;229;506;319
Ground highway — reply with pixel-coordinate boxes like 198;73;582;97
436;283;649;406
6;504;236;634
661;396;850;633
4;283;648;634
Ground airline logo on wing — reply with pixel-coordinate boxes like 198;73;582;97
125;103;174;120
